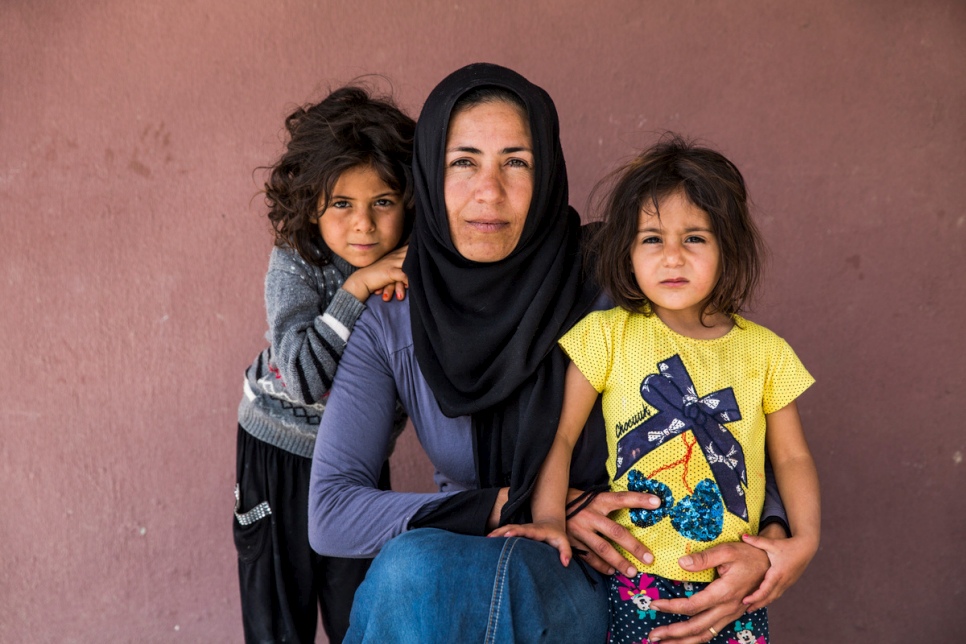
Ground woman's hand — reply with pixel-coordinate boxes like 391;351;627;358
489;520;573;567
645;530;777;643
341;246;409;303
564;489;658;579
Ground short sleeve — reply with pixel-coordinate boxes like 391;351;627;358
559;311;613;393
763;337;815;414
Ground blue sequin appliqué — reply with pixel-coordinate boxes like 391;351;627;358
625;471;724;542
669;479;724;542
627;470;674;528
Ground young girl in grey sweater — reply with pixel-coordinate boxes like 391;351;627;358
233;85;414;644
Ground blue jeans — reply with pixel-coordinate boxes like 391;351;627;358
345;528;609;643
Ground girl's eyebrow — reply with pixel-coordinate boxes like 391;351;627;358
330;190;399;200
638;226;714;233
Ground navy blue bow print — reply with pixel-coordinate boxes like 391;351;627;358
615;354;749;520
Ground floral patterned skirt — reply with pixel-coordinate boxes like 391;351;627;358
607;571;768;644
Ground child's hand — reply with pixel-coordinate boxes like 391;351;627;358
739;532;818;612
373;281;407;302
341;246;409;303
489;520;573;567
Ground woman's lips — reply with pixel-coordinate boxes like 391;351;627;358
466;219;508;233
660;278;689;285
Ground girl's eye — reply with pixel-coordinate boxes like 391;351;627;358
331;200;351;209
374;198;395;208
685;235;706;244
641;236;661;244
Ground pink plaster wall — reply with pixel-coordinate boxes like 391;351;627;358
2;1;963;641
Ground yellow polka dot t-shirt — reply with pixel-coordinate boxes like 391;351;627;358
559;308;813;581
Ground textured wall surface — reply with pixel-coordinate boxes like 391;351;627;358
2;1;963;641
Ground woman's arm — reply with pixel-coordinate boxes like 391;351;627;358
307;304;458;557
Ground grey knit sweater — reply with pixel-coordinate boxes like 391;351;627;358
238;245;407;458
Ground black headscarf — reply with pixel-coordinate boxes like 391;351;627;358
404;63;598;524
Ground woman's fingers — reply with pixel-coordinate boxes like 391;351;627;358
565;490;660;577
648;540;769;643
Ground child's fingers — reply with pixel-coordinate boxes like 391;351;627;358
741;580;771;607
740;533;775;554
394;280;407;300
488;524;524;538
552;537;573;567
742;572;779;611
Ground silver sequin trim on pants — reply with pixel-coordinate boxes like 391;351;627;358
234;483;272;526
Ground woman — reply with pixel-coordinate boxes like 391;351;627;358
308;63;790;643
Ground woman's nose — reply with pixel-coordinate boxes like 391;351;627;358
474;164;505;203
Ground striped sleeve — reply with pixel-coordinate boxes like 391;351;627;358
265;250;365;405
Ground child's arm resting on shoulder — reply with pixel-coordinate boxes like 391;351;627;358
488;362;601;568
741;399;821;611
341;246;409;303
267;250;369;405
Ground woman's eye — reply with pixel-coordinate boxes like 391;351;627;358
507;158;531;168
449;158;472;167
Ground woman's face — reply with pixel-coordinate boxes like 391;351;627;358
443;100;534;262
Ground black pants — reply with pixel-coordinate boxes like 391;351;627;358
234;424;389;644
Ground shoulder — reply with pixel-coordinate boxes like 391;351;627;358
268;245;316;278
730;315;801;360
579;305;632;327
355;296;415;355
563;306;632;350
268;244;302;267
733;315;786;344
267;245;346;289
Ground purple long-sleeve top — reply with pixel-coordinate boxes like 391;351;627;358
308;295;787;558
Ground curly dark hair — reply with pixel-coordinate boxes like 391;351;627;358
263;85;415;266
588;134;765;321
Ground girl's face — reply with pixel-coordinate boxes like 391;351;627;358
631;189;722;329
316;165;405;268
443;100;534;263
